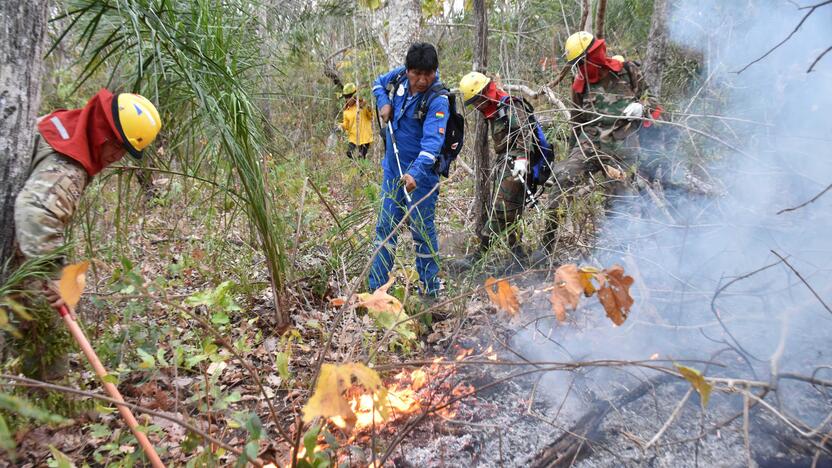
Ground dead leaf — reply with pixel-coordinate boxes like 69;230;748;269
675;364;712;407
484;277;520;316
596;265;634;325
602;164;626;181
329;297;347;307
58;261;90;308
302;363;387;431
356;276;414;339
550;264;583;321
578;266;599;296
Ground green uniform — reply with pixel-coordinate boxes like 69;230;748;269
542;61;661;251
11;130;89;380
482;96;542;249
552;61;658;187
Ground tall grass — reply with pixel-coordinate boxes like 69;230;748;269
54;0;291;325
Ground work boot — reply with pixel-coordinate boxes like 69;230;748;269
494;245;528;275
445;251;482;274
420;294;451;324
527;247;553;269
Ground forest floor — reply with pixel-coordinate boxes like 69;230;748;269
7;141;830;468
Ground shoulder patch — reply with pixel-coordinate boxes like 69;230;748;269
435;111;445;119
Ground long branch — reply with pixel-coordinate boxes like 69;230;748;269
735;0;832;73
0;374;261;466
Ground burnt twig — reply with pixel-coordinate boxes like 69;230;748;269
735;0;832;74
770;250;832;316
777;182;832;214
808;45;832;72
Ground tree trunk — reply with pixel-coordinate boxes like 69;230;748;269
472;0;491;240
594;0;607;39
580;0;592;32
0;0;50;284
375;0;422;68
644;0;670;96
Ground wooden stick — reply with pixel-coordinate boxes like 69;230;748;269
59;306;165;468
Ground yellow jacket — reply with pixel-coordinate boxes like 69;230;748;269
341;101;374;145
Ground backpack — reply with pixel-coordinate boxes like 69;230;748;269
386;71;465;177
498;96;555;190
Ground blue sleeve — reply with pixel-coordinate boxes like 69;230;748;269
407;93;451;181
372;66;406;110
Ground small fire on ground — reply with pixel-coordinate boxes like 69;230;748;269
338;347;482;433
289;346;491;464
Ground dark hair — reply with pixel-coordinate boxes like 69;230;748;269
405;42;439;71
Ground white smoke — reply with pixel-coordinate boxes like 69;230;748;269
514;0;832;426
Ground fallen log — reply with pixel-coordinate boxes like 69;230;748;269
528;375;674;467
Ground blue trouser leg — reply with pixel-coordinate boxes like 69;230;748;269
369;173;405;290
408;176;441;294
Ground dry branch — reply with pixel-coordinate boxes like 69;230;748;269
0;374;259;465
736;0;832;73
808;45;832;72
530;375;675;467
777;182;832;214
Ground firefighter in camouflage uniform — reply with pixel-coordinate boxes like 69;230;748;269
12;89;162;380
544;32;664;251
453;71;554;271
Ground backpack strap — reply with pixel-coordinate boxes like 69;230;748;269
415;82;450;121
385;69;407;102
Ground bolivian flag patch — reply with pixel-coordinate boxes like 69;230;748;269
435;111;446;119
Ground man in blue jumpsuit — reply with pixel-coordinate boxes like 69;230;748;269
368;42;450;296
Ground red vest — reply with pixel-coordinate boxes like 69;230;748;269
37;89;125;176
571;39;624;93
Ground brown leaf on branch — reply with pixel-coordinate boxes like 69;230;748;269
485;277;521;316
596;265;634;325
550;264;584;321
58;261;90;308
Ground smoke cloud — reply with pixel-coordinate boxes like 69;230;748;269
515;0;832;430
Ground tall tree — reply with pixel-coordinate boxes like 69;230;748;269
0;1;50;283
374;0;422;68
472;0;491;238
644;0;670;96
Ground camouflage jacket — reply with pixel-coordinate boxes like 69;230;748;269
14;131;89;262
570;61;658;143
490;96;541;164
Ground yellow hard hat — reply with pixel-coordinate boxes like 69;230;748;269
342;82;357;96
459;71;491;104
113;93;162;159
564;31;595;64
611;55;625;63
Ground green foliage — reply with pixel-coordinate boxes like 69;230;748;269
185;281;242;327
57;0;290;317
296;423;333;468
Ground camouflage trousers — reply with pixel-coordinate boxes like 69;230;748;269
480;155;528;250
541;131;643;251
9;132;88;381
